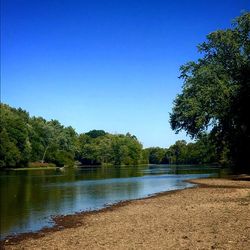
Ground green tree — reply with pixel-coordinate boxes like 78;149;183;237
0;104;29;166
168;140;187;164
77;132;143;166
0;103;78;168
170;12;250;173
29;117;48;161
43;121;76;166
0;128;21;167
85;130;107;138
145;147;168;164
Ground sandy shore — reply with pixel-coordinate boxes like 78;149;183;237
2;178;250;250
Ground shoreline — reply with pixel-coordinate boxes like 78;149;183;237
1;177;250;249
1;184;198;246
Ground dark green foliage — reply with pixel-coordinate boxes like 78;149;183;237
0;104;145;167
0;128;21;167
170;13;250;173
0;104;77;168
77;132;144;165
28;117;50;161
168;135;217;164
0;103;216;168
0;104;30;166
145;135;217;165
48;150;75;167
144;147;169;164
85;130;107;138
167;140;188;164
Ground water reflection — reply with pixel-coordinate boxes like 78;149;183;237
0;165;220;239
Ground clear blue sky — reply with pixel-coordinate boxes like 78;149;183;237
1;0;249;148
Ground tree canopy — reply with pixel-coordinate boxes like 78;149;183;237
145;134;217;165
0;103;219;168
0;104;78;167
0;103;147;168
77;132;145;166
170;12;250;173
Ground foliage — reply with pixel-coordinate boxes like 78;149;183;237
85;130;107;138
0;104;145;168
0;128;21;167
0;104;77;168
144;147;169;164
0;103;217;168
28;162;56;168
170;12;250;173
77;132;145;165
145;135;217;165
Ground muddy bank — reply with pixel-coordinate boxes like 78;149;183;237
2;178;250;249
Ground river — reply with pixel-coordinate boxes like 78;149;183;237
0;165;221;239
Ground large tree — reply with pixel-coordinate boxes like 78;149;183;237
170;12;250;173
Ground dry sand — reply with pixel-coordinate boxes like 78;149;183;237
2;178;250;250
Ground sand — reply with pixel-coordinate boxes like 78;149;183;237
2;178;250;250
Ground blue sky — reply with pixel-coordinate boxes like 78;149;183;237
1;0;249;148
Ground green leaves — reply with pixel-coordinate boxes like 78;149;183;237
170;12;250;172
0;128;21;167
0;104;78;168
145;135;217;165
77;132;143;166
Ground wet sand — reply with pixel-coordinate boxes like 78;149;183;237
2;178;250;250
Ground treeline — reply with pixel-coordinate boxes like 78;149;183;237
145;136;217;165
77;131;147;165
0;103;147;168
0;103;217;168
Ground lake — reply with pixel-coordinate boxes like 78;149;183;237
0;165;221;239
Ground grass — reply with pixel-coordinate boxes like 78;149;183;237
9;162;58;171
11;166;58;171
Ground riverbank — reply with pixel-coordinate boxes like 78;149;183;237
2;178;250;250
7;167;59;171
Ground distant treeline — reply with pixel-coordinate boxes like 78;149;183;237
0;103;217;168
145;137;217;165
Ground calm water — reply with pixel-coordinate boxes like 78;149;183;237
0;165;221;239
